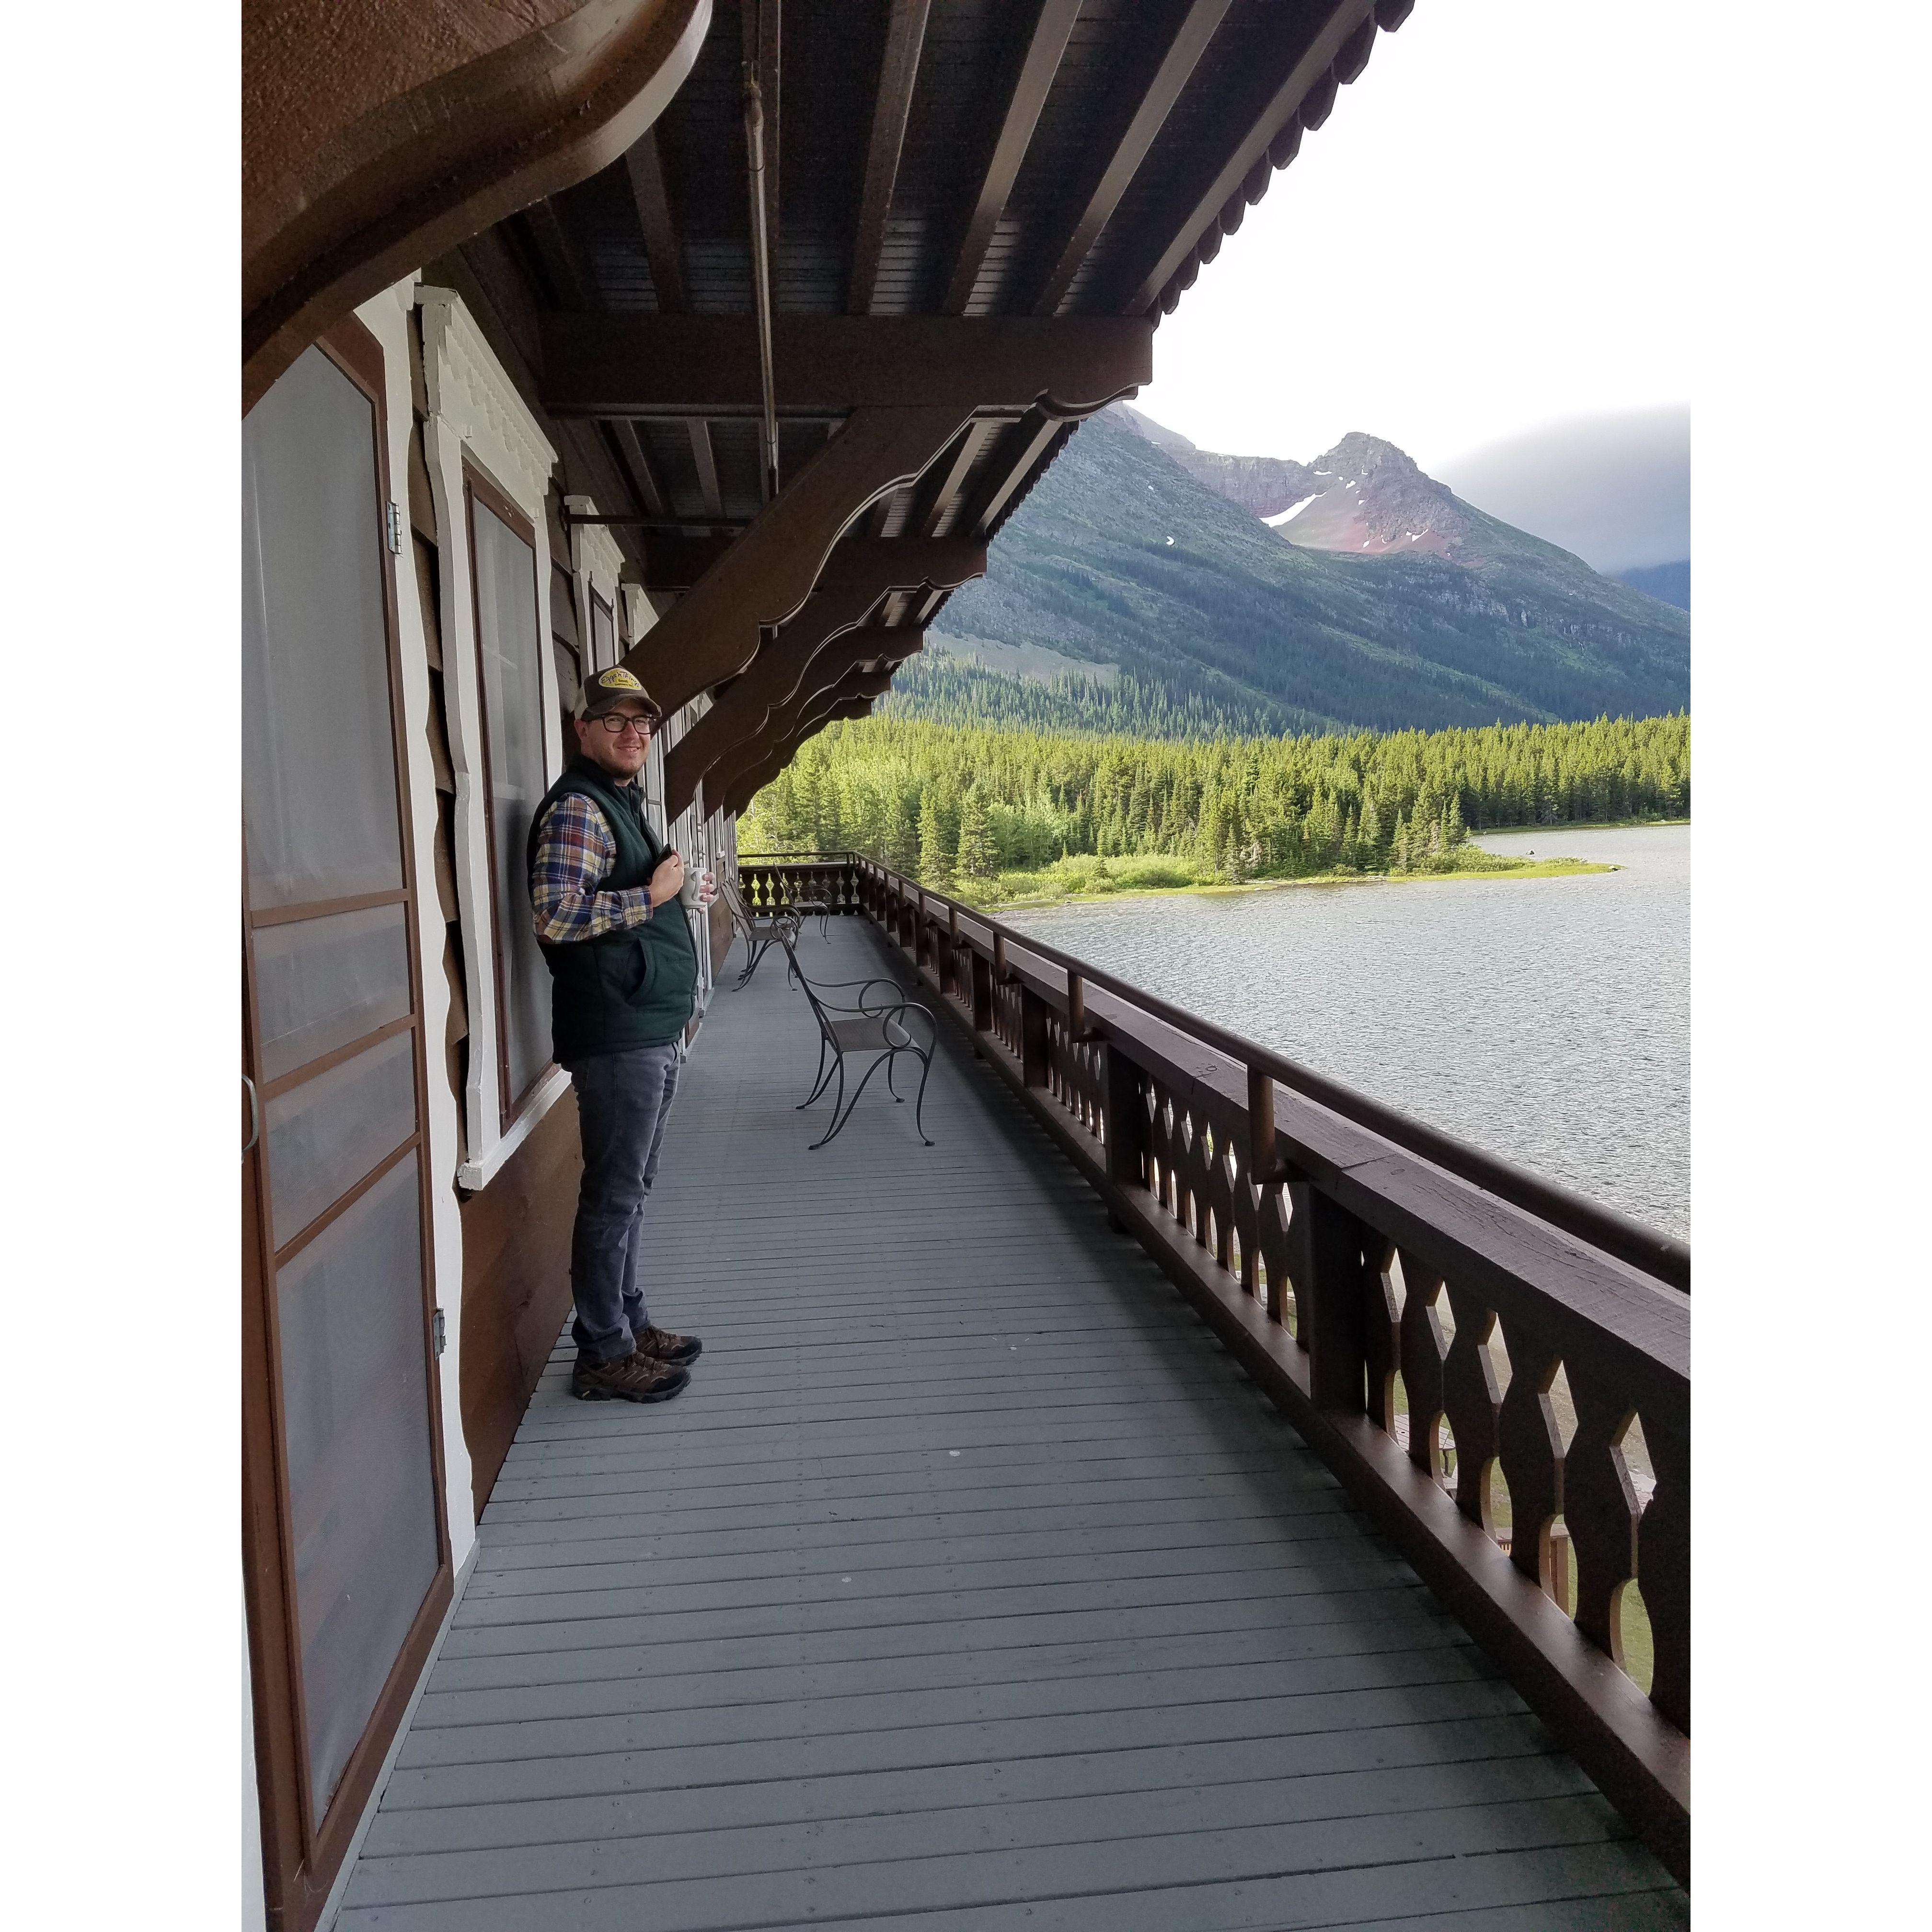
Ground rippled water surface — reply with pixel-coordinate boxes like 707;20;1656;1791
1003;824;1689;1238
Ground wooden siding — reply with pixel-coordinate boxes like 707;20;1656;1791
458;1092;581;1515
338;920;1686;1930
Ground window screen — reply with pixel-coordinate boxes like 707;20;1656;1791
468;487;553;1116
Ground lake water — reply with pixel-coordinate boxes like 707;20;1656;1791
1003;824;1689;1239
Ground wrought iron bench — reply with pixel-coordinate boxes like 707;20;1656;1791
782;933;936;1151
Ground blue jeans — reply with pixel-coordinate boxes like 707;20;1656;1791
568;1041;683;1362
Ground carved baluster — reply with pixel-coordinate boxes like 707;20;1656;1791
1179;1111;1207;1247
1494;1314;1565;1591
1439;1282;1503;1529
1640;1409;1690;1733
1362;1236;1400;1432
1397;1251;1446;1477
1562;1360;1641;1661
1256;1182;1294;1330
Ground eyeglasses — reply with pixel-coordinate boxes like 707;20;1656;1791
592;712;657;737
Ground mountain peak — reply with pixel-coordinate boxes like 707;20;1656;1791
1312;431;1424;479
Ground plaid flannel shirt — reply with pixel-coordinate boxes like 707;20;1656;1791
529;791;656;943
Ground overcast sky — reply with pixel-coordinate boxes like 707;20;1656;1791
1133;0;1690;472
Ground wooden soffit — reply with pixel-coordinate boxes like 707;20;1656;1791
540;316;1154;418
242;0;713;414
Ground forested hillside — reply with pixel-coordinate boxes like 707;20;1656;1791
924;410;1690;734
744;712;1689;890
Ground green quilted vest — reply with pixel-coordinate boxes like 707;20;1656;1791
526;759;698;1064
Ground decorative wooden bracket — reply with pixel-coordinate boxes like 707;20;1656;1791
701;626;922;820
620;404;969;715
719;650;917;819
662;536;983;818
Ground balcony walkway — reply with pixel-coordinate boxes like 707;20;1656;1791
335;918;1686;1931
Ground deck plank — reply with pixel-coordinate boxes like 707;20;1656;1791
335;920;1683;1929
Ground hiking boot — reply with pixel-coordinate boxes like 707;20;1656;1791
635;1325;703;1367
571;1350;690;1404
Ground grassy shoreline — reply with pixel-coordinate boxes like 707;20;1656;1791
963;852;1617;912
1473;815;1689;835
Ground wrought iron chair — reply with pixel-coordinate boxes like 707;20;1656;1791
719;874;802;989
783;932;936;1150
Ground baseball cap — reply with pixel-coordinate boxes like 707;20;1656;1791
579;666;663;721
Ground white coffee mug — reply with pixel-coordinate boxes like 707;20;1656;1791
679;867;717;908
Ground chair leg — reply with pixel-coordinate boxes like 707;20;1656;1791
812;1049;892;1151
798;1036;834;1109
909;1047;935;1146
807;1057;850;1151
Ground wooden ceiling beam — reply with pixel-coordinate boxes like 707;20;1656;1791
687;418;725;519
610;420;671;519
958;408;1065;539
541;314;1152;415
664;535;981;815
847;0;932;314
1122;0;1377;316
521;199;600;310
941;0;1081;316
621;402;970;715
622;128;689;312
1031;0;1235;317
915;419;995;537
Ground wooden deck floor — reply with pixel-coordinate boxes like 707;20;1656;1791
336;919;1687;1931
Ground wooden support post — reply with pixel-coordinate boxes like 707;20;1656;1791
946;905;960;999
1290;1184;1374;1414
1020;986;1049;1088
1066;970;1085;1040
970;947;994;1031
993;932;1008;982
1103;1042;1145;1189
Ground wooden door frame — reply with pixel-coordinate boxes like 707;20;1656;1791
242;314;453;1932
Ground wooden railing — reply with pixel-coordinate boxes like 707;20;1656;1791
787;853;1691;1885
736;853;865;917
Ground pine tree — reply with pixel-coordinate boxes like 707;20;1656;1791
918;792;952;886
956;789;996;882
885;790;918;874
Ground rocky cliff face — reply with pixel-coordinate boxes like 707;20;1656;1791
1114;407;1481;559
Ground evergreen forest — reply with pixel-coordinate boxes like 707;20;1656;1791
740;712;1689;897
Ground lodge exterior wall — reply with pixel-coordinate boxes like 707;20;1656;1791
344;268;738;1541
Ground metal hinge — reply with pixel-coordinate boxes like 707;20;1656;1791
432;1308;447;1357
386;501;404;554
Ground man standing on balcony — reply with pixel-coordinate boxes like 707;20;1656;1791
528;666;711;1403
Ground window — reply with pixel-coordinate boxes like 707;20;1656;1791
465;469;553;1124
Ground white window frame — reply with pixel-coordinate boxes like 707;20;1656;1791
416;286;573;1191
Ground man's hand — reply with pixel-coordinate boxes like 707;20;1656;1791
648;851;686;907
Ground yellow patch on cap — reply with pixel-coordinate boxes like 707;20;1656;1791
597;668;644;691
